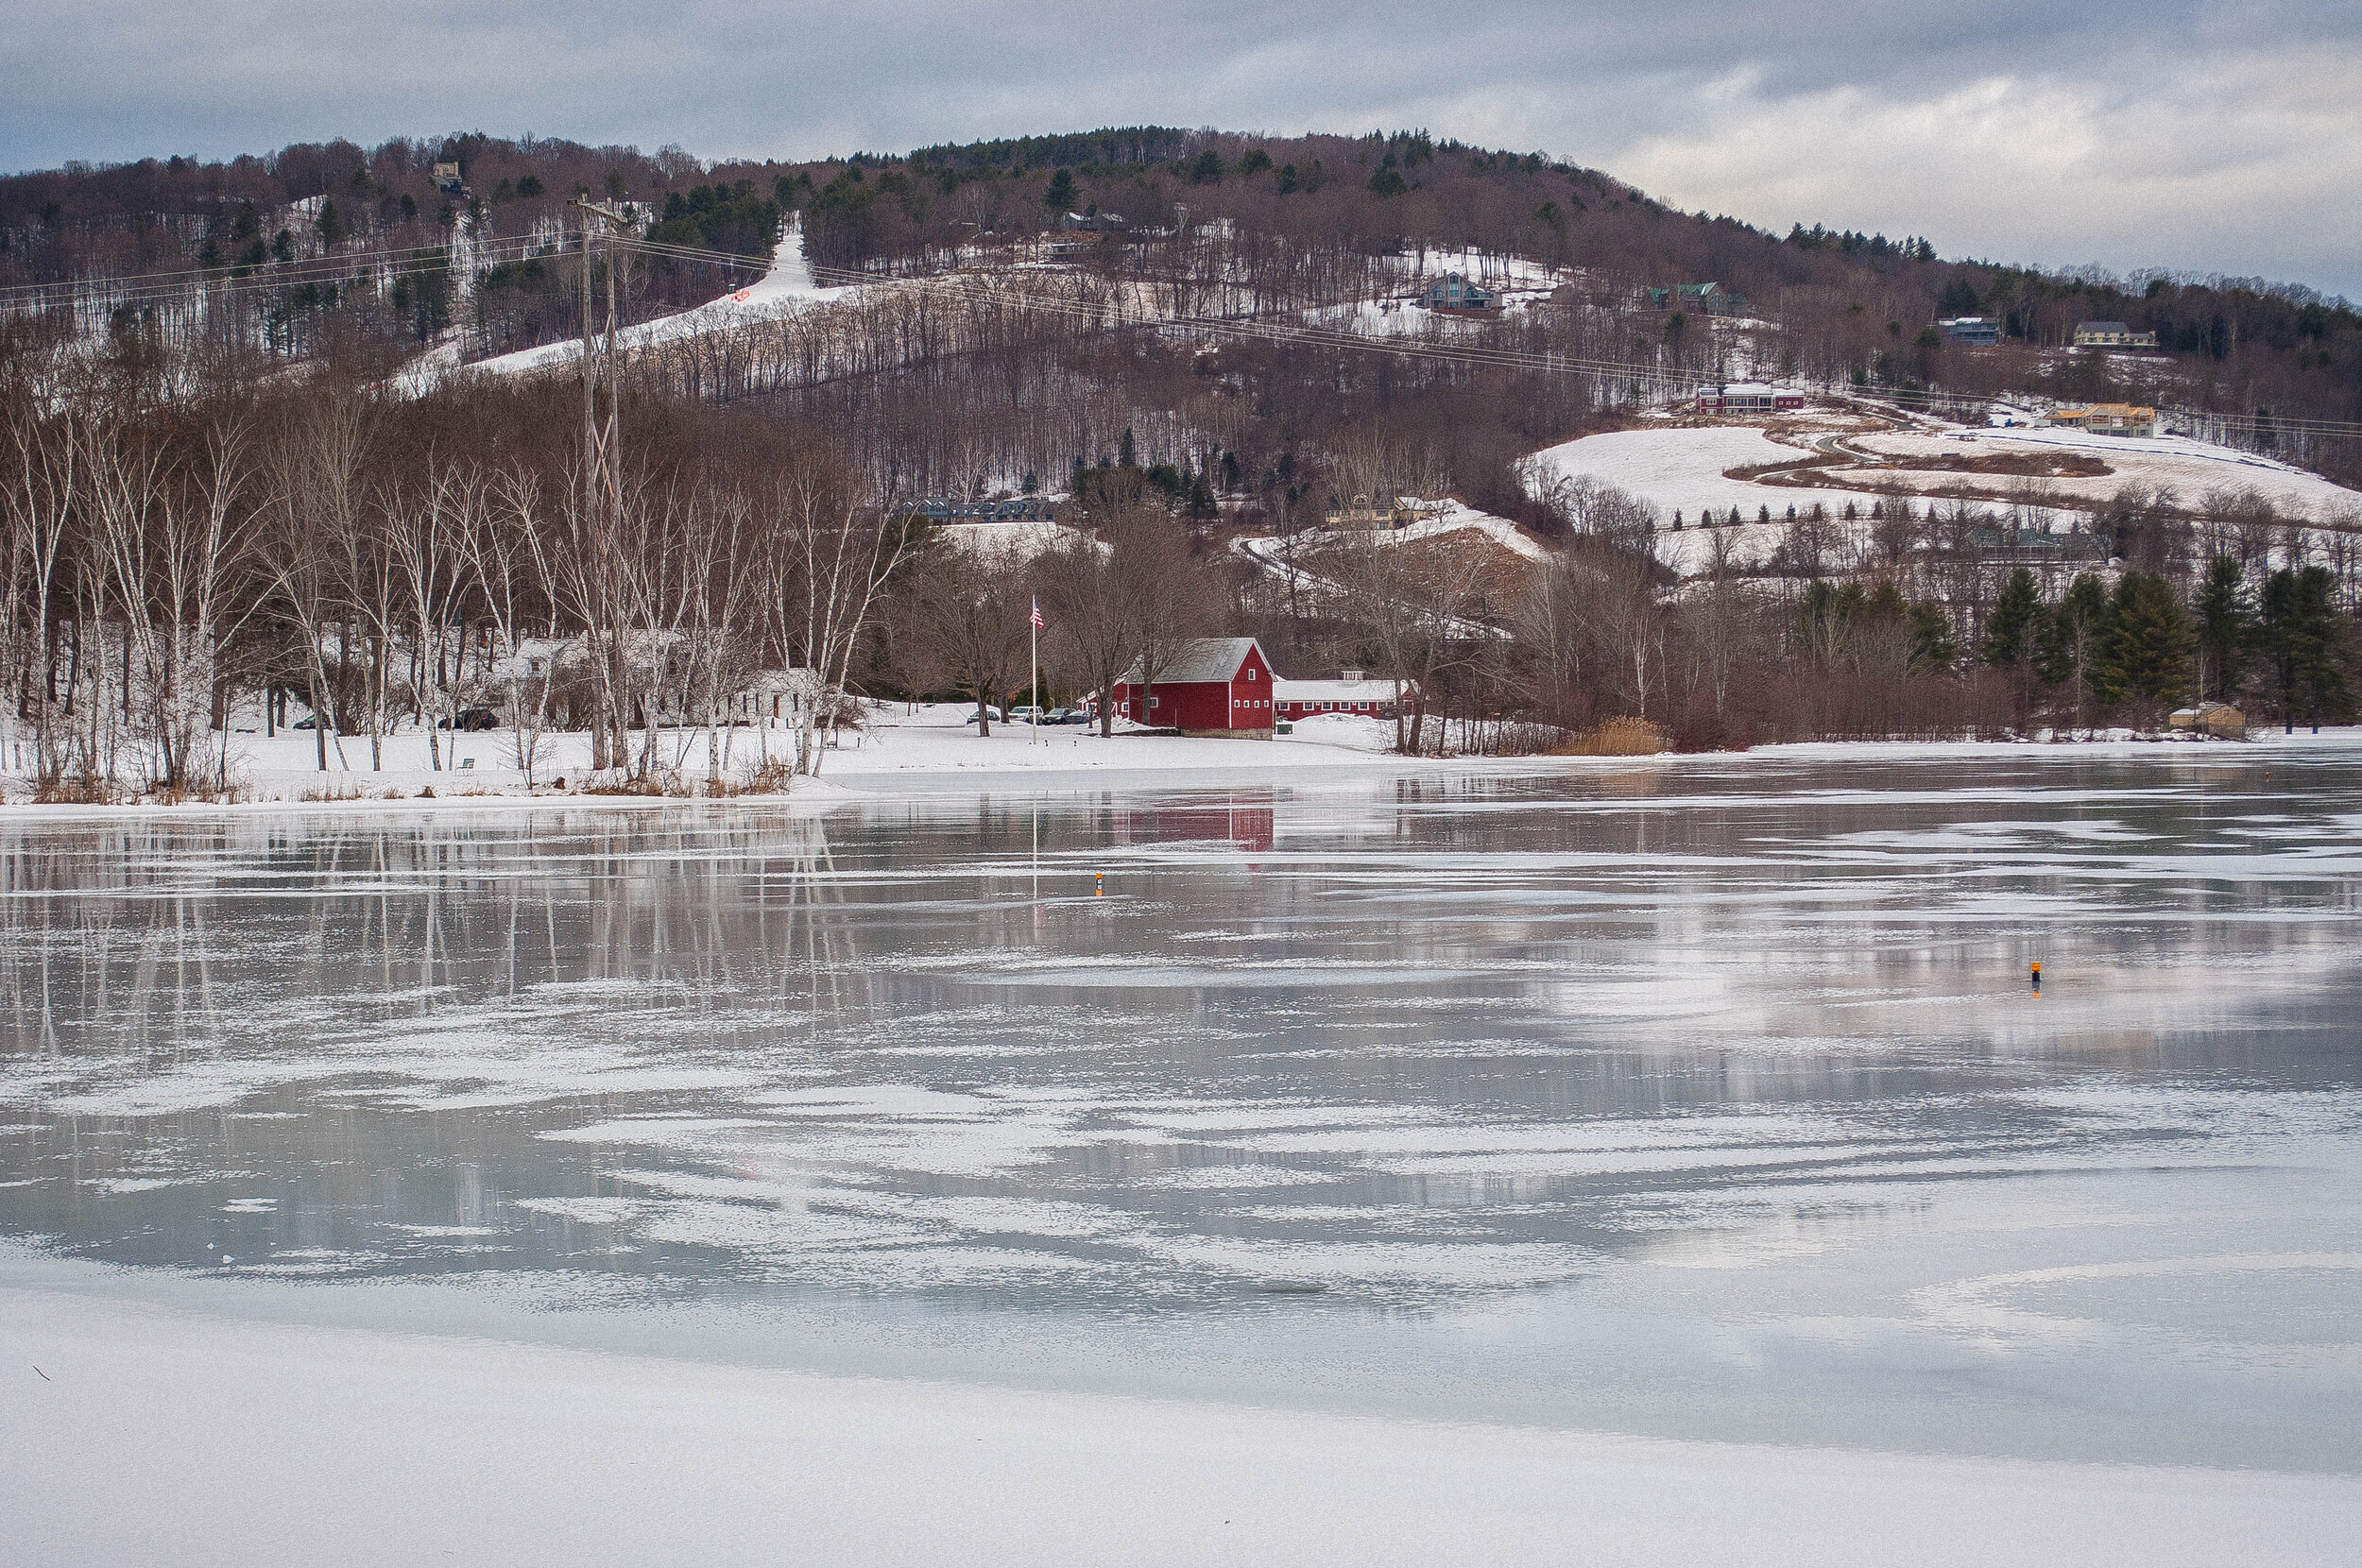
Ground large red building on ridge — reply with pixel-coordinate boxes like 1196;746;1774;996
1108;638;1275;738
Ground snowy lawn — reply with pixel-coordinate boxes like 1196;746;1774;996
826;704;1407;785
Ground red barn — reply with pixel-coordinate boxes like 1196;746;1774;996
1109;638;1275;738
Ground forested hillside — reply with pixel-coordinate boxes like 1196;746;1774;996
0;126;2355;804
5;127;2358;476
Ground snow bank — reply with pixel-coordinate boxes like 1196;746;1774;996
5;1276;2353;1567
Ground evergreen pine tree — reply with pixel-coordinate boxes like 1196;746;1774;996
2037;574;2114;734
2262;566;2353;732
2192;555;2252;704
2293;568;2353;731
1980;568;2041;668
1908;603;1958;674
2102;571;2194;722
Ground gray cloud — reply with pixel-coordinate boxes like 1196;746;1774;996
9;3;2359;294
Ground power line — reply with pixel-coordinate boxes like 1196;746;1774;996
0;234;544;303
12;232;2362;448
602;235;2362;442
606;233;1711;388
0;234;562;319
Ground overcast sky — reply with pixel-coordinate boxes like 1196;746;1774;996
9;2;2359;297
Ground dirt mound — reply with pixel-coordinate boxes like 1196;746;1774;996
1883;452;2112;478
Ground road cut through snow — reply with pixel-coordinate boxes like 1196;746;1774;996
4;1277;2356;1568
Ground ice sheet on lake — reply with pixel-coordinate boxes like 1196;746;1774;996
2;744;2359;1466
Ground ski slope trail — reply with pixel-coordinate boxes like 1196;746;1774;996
454;216;850;383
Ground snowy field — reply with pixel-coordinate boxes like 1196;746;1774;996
1853;423;2362;516
4;741;2360;1561
1533;417;2362;575
1533;422;1868;520
1529;423;1899;573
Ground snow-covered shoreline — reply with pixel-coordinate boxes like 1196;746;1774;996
0;707;1419;816
5;710;2355;819
5;1263;2356;1568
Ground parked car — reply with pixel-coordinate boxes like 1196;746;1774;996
1008;705;1046;724
1042;707;1080;725
964;706;1004;724
437;708;499;732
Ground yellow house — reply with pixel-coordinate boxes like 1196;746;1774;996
1326;493;1414;529
2042;403;2158;436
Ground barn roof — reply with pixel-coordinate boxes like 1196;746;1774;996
1120;637;1263;685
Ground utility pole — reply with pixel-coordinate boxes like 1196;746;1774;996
572;197;632;522
571;196;633;773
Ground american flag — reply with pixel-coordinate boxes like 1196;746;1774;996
1030;599;1044;629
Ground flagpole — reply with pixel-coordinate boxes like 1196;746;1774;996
1030;598;1039;745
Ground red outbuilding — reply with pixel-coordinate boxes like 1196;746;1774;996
1108;638;1275;738
1272;673;1406;722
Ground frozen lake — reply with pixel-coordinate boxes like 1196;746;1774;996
4;745;2359;1472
